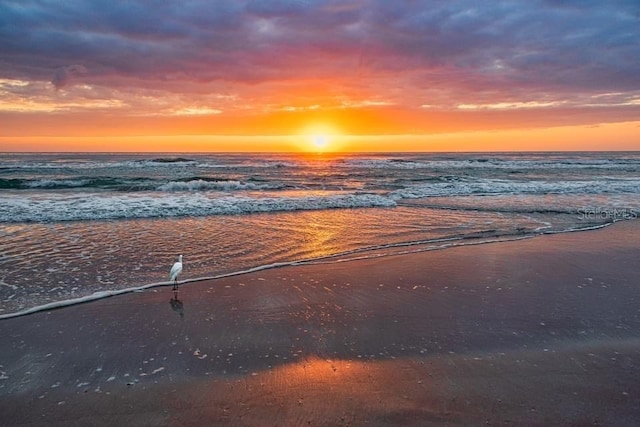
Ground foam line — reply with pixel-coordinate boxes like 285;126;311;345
0;192;397;222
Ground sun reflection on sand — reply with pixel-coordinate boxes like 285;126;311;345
170;356;441;425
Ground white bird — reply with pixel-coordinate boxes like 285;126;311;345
170;255;183;290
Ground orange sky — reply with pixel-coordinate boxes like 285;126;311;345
2;121;639;153
1;2;639;152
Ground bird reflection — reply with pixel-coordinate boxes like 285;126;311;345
170;290;184;318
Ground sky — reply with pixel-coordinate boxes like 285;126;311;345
1;0;639;152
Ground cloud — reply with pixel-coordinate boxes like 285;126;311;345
0;0;638;122
51;65;88;89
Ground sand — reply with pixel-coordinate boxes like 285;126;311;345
1;221;640;426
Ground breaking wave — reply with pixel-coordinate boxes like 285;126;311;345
156;179;283;191
0;192;397;222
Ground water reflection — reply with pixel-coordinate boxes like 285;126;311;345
170;289;184;318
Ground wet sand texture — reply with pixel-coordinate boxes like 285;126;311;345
1;221;640;426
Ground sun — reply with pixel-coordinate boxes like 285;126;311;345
297;123;343;153
312;134;329;150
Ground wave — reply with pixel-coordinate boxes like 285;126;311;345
0;178;24;189
0;157;298;172
1;177;160;191
0;158;202;172
144;157;195;163
0;177;284;192
3;175;639;222
390;178;640;199
339;157;640;170
26;178;91;188
4;154;639;175
0;192;397;222
156;179;283;192
1;177;122;190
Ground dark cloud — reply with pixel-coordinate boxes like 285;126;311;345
0;0;638;111
51;64;87;89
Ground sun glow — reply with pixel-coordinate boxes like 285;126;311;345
299;123;342;152
312;134;329;150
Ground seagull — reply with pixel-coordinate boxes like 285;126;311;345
170;255;183;291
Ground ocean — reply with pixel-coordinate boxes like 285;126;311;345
1;151;639;318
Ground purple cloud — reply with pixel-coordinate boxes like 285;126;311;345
0;0;638;114
51;64;88;89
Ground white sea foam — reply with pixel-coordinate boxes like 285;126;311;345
26;179;91;188
2;176;639;222
340;158;640;170
0;192;396;222
390;178;640;200
4;154;638;174
0;260;302;319
156;179;280;192
0;288;153;319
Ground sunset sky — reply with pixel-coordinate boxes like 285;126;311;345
1;0;639;152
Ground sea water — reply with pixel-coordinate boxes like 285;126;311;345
1;152;639;317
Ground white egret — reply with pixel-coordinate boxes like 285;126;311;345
170;255;183;290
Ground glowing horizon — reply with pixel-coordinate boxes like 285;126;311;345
2;119;639;153
0;2;639;152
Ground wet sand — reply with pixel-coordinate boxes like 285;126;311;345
1;221;640;426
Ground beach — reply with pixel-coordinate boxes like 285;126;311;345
3;0;640;423
1;220;639;426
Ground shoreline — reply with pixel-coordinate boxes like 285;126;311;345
0;220;616;321
1;219;640;425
